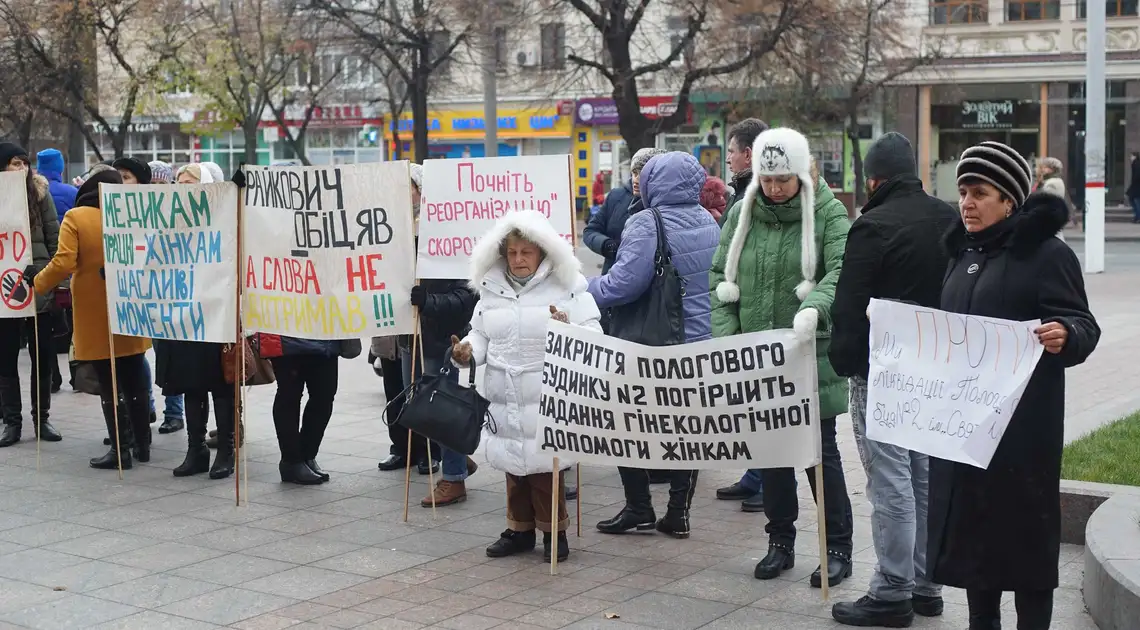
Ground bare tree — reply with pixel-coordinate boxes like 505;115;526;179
563;0;819;153
367;51;412;161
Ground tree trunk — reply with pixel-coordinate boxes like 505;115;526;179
411;65;430;164
848;105;864;209
244;121;260;167
390;126;403;160
17;113;34;151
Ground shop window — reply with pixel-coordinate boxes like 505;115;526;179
540;23;566;70
930;0;988;24
430;30;453;74
1077;0;1139;17
1006;0;1060;21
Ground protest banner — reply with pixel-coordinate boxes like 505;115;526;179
865;298;1045;469
101;183;239;342
0;171;34;318
242;162;417;338
416;155;573;279
535;321;822;471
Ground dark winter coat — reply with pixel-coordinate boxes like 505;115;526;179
1128;158;1140;199
927;192;1100;592
153;340;227;395
723;170;751;226
29;175;60;313
829;175;958;379
414;278;478;359
582;181;635;273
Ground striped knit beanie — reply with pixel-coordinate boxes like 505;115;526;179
956;141;1032;208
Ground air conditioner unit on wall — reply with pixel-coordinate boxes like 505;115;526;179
516;44;539;67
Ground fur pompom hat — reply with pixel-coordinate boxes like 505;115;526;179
715;127;817;304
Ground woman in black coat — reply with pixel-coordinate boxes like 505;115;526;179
929;141;1100;630
154;341;235;479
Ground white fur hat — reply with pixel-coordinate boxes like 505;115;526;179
409;163;424;189
715;127;818;304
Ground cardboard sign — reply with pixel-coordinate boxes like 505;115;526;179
242;163;417;339
0;171;33;318
101;183;239;342
417;155;573;279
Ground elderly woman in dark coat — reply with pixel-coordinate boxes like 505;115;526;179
929;141;1100;630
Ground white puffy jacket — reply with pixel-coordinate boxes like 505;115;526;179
461;210;601;476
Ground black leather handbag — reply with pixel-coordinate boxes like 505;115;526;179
383;350;494;455
608;207;686;347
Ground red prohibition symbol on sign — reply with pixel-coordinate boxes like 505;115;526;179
0;268;33;311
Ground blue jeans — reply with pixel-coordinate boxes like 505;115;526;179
142;356;185;420
850;376;941;602
739;469;764;494
400;348;467;482
1131;197;1140;222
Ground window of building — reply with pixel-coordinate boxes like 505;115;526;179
1006;0;1060;21
1077;0;1140;18
429;30;453;74
930;0;988;24
540;23;566;70
665;16;696;65
494;27;508;72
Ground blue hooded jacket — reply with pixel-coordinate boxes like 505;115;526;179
587;152;720;342
36;149;77;222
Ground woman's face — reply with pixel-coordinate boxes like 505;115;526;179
412;183;422;214
118;169;138;185
505;235;542;277
958;181;1013;232
631;170;641;196
759;175;799;203
5;157;29;172
176;172;199;184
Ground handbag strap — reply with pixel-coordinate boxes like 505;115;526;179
649;207;674;269
442;346;478;386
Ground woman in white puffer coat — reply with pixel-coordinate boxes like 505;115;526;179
451;210;601;563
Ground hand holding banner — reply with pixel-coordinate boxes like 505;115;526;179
865;298;1045;468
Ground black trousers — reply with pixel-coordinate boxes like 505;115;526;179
967;588;1053;629
91;353;151;438
762;415;854;556
185;389;234;437
618;466;699;513
270;355;338;463
0;314;54;422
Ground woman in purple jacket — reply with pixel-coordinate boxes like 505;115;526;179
586;151;720;539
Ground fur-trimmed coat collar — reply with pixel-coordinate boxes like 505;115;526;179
942;191;1069;258
468;210;581;289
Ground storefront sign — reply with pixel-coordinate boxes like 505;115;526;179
574;96;688;126
271;103;383;129
391;108;569;138
961;100;1016;129
89;121;181;134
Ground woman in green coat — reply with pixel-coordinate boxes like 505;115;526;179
709;127;854;587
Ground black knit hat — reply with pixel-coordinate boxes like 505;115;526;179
956;141;1032;208
111;156;152;185
0;142;29;169
864;132;916;180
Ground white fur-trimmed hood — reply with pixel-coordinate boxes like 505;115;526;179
468;210;581;289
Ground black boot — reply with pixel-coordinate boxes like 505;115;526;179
655;470;697;539
811;550;853;588
486;529;536;558
598;466;657;534
832;596;914;628
0;376;22;447
306;460;330;482
754;543;795;580
279;461;323;485
30;368;61;442
130;396;151;464
542;532;569;562
91;397;132;470
210;396;235;480
173;397;210;477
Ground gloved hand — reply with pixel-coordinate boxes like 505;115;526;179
601;239;619;258
793;307;818;342
21;264;35;286
410;285;427;307
549;304;569;323
232;164;247;189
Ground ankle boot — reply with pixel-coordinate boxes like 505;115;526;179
91;397;133;470
656;470;698;539
210;396;235;480
486;529;536;558
30;371;61;442
656;509;691;539
174;397;210;477
597;467;656;534
754;543;795;580
0;376;23;447
542;531;570;562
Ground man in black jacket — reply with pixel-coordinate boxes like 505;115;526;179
582;178;634;275
722;118;768;220
828;132;957;627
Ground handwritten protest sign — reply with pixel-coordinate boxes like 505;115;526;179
0;171;34;318
535;321;821;471
101;183;238;342
866;299;1045;469
243;163;416;338
417;155;573;279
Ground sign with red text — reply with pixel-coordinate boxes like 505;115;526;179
242;163;416;339
866;299;1044;469
101;183;239;342
417;155;573;279
0;171;35;318
535;321;822;471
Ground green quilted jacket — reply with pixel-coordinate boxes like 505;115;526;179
710;178;851;418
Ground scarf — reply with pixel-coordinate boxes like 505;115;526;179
506;270;535;292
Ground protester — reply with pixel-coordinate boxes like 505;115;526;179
147;160;174;185
828;132;957;627
112;157;152;185
176;164;212;184
0;143;63;447
153;338;234;478
452;209;601;562
928;141;1100;630
723;118;769;221
33;170;153;469
699;175;728;222
588;152;719;539
1129;152;1140;224
1035;156;1071;240
582;164;635;275
401;162;481;507
711;127;855;587
35;148;77;222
